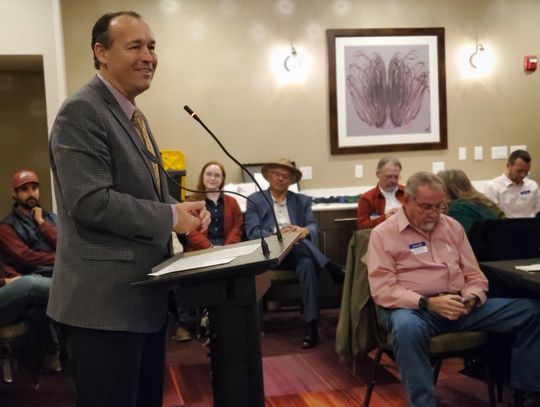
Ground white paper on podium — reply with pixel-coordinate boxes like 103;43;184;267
515;264;540;272
149;243;260;276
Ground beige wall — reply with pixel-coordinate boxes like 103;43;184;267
60;0;540;191
0;71;52;216
0;0;65;215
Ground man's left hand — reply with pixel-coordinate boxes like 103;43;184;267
196;207;210;233
281;225;309;239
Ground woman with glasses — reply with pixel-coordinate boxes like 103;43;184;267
438;169;505;234
173;161;244;342
184;161;243;250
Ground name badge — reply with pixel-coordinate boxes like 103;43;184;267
520;190;531;195
409;241;428;255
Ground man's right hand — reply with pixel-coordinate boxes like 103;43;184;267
173;201;210;235
427;294;469;320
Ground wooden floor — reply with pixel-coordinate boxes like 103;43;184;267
0;308;511;406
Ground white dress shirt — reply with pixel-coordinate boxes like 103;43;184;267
380;187;403;214
484;174;540;218
272;196;291;231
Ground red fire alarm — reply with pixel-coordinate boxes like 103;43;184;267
524;55;537;72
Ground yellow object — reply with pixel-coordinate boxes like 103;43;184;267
160;150;186;200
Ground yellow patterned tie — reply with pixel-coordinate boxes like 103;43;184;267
132;109;161;186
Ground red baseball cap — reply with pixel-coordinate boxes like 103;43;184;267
11;169;40;189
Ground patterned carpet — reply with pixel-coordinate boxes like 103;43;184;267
0;308;505;407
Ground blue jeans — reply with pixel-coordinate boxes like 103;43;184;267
0;274;59;355
278;242;319;322
380;298;540;407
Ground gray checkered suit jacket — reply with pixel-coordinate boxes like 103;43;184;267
47;76;175;333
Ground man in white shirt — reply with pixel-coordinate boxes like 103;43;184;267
484;149;540;218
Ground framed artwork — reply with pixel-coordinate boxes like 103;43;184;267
327;27;447;155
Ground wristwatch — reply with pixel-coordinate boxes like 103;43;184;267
418;296;429;311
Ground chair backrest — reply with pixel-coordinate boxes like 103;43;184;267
365;297;390;349
0;321;29;340
468;217;540;262
336;229;376;360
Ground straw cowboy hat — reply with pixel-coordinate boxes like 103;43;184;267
261;159;302;183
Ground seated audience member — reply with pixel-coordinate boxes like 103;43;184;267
184;161;243;250
484;149;540;218
245;159;344;349
367;171;540;407
438;169;505;234
0;254;60;372
0;169;56;275
173;161;244;342
357;157;405;229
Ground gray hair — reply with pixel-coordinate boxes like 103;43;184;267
376;157;402;173
405;171;446;199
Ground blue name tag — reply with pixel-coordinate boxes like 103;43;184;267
520;190;531;195
409;241;428;254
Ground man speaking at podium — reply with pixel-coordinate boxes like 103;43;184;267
48;11;209;407
245;159;344;349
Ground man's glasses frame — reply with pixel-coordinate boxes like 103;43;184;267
413;198;448;213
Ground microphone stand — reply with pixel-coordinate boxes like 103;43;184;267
140;147;271;258
183;105;284;243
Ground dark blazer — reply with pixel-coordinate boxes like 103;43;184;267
244;189;328;268
48;76;176;333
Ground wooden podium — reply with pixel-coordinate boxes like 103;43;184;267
131;233;299;407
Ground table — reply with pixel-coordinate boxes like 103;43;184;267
480;258;540;298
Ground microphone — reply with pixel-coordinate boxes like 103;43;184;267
140;147;271;258
183;105;283;243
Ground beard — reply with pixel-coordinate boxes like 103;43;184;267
20;198;39;210
420;221;436;232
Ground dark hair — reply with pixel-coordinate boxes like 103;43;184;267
508;149;531;165
91;11;141;69
188;161;226;202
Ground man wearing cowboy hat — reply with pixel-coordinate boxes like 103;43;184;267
0;169;57;275
245;159;344;348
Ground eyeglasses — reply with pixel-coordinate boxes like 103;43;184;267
204;172;223;179
269;170;292;180
413;198;447;213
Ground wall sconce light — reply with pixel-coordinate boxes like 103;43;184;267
284;45;301;72
271;44;310;85
469;42;485;69
457;41;495;79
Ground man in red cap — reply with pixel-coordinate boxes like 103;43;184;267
0;169;57;275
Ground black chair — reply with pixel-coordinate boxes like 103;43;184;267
0;320;40;389
468;217;540;401
362;298;496;407
468;217;540;262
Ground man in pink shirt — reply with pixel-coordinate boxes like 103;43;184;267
367;171;540;407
